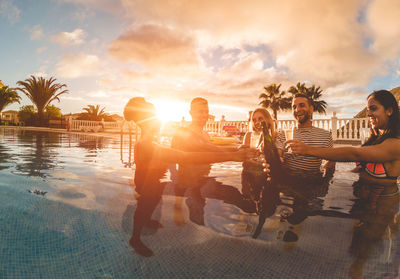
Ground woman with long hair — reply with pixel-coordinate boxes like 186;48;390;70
241;107;284;201
287;90;400;208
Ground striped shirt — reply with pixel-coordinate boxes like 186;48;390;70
275;130;286;150
282;126;333;175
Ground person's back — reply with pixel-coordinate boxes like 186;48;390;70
134;140;169;195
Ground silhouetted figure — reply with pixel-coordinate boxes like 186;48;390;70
172;97;248;225
123;97;251;257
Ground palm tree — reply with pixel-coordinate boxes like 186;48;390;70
288;82;327;114
306;85;327;114
17;76;68;126
259;83;292;119
288;82;307;95
0;86;21;114
78;105;108;121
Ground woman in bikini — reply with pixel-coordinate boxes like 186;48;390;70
287;90;400;209
124;97;254;257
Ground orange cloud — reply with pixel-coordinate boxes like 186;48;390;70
119;0;393;88
367;0;400;59
109;24;199;70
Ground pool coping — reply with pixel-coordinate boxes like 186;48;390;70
0;125;124;139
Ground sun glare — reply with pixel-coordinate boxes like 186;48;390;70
153;99;189;123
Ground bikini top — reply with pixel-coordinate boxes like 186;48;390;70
356;161;398;180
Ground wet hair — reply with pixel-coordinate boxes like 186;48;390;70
293;93;312;106
190;97;208;111
250;107;275;135
363;90;400;146
123;97;156;126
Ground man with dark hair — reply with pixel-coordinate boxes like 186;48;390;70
283;94;335;177
172;97;254;225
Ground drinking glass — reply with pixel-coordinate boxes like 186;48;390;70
250;132;263;163
250;132;261;149
285;128;293;141
284;128;294;153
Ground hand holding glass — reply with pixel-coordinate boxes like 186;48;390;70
285;128;294;153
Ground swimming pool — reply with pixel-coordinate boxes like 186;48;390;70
0;127;398;278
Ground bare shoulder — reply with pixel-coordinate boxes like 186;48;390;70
382;137;400;147
376;137;400;156
171;127;192;147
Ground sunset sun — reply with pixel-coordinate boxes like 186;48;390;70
153;99;189;123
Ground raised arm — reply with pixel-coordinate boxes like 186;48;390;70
172;128;239;152
287;138;400;163
155;143;251;164
242;132;251;147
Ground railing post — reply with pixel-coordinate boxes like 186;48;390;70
219;116;225;136
331;112;337;141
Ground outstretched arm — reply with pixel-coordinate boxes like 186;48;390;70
287;138;400;163
155;143;253;164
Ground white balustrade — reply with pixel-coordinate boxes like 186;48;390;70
68;113;370;142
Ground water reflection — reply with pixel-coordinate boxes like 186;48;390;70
348;183;399;279
129;164;257;257
0;142;12;171
128;155;399;278
0;127;397;277
76;135;106;151
13;130;61;177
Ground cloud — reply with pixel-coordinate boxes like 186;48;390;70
55;53;103;78
109;24;200;71
90;0;400;119
87;90;108;98
367;0;400;60
58;0;124;15
0;0;20;23
51;29;86;46
36;47;47;54
31;72;48;78
30;25;44;40
62;95;85;101
119;0;399;87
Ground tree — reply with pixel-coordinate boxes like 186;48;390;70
288;82;327;114
17;76;68;126
18;105;37;126
0;86;21;114
288;82;308;95
45;105;62;120
258;83;292;119
306;85;327;114
78;105;109;121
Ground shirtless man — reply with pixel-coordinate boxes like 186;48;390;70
172;98;253;225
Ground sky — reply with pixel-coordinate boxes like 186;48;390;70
1;0;400;122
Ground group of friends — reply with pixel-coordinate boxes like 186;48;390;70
123;89;400;258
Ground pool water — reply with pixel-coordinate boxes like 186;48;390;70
0;127;398;279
